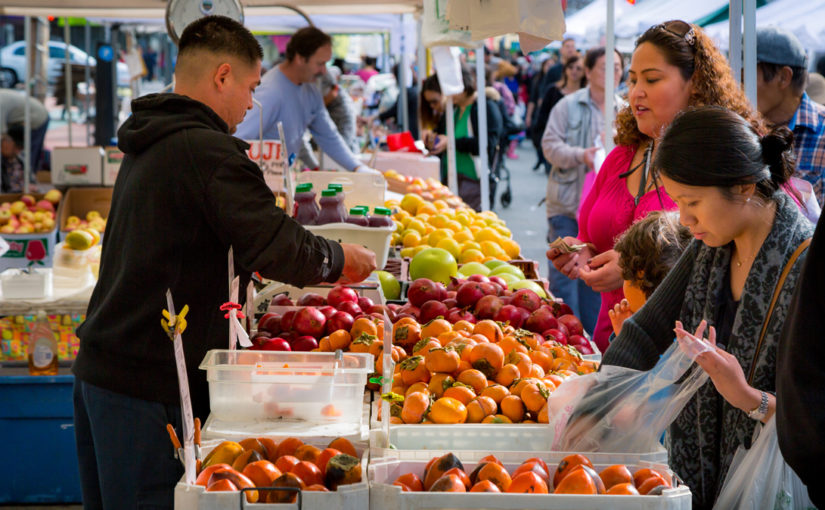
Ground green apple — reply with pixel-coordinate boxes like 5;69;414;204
375;270;401;300
409;247;458;284
496;273;521;286
490;264;525;280
483;259;509;271
510;279;548;298
458;262;491;277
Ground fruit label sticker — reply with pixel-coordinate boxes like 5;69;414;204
244;140;286;193
2;238;49;265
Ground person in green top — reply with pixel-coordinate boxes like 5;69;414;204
423;68;504;210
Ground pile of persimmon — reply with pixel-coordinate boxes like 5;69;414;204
552;454;673;495
378;318;597;424
391;452;673;496
196;436;361;502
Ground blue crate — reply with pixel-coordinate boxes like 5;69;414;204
0;372;81;503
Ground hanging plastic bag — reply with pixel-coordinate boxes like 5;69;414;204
714;416;815;510
548;341;709;453
465;0;566;53
421;0;474;48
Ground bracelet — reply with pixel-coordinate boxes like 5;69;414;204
747;391;769;421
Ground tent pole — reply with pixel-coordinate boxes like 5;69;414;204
400;14;409;133
604;0;615;154
446;94;457;195
85;20;91;144
729;0;743;88
743;0;757;106
476;46;489;211
65;17;73;147
23;15;31;194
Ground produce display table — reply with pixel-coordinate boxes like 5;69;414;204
0;366;81;504
0;269;94;315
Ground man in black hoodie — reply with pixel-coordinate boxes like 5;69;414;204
71;16;375;509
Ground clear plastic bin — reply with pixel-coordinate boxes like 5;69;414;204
199;350;373;426
53;242;90;270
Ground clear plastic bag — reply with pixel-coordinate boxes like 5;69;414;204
548;341;709;453
714;416;816;510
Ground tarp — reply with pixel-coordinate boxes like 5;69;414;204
703;0;825;51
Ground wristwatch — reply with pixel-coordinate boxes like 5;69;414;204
747;391;769;421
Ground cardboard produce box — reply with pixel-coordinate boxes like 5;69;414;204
103;146;124;186
0;192;60;271
58;187;112;239
51;146;104;186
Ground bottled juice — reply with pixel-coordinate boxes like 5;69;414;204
368;207;395;227
293;183;319;225
316;189;346;224
345;207;369;226
326;184;347;219
28;312;58;375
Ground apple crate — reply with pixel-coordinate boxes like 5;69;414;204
508;260;540;280
174;450;369;510
199;350;373;433
305;223;394;271
368;451;689;510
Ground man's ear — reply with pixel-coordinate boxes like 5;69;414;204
778;66;794;90
214;62;232;90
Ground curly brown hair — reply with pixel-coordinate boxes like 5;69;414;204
614;211;693;297
615;20;764;147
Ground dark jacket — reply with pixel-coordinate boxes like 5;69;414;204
73;94;344;421
435;97;504;179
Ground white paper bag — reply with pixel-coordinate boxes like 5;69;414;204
431;46;465;96
466;0;566;53
422;0;474;48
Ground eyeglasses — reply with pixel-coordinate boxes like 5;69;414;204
657;20;696;47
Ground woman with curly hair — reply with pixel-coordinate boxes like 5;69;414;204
547;20;762;350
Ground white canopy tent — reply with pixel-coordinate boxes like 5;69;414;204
563;0;639;49
613;0;729;51
703;0;825;52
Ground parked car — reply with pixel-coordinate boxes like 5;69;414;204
0;40;130;88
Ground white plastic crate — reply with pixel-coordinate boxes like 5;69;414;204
305;223;394;270
368;452;691;510
295;171;387;211
199;350;373;434
0;267;50;299
175;451;369;510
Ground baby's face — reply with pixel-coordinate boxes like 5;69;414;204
622;279;647;313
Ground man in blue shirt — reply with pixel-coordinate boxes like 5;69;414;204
236;27;372;172
756;26;825;206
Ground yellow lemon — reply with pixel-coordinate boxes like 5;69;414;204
459;249;485;264
401;216;413;228
65;230;94;251
430;214;449;229
433;199;449;211
416;213;431;224
400;193;424;215
81;227;102;246
480;241;508;259
407;218;427;234
455;214;472;227
445;220;463;233
391;233;402;246
493;225;512;238
461;241;482;253
403;231;422;248
416;202;438;216
394;220;404;233
453;230;474;243
399;247;417;258
474;227;503;243
412;245;430;256
436;238;462;259
384;199;400;208
500;238;521;259
395;209;411;222
428;228;453;247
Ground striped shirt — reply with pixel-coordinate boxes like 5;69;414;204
789;93;825;206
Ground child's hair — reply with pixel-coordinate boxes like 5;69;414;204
614;211;692;297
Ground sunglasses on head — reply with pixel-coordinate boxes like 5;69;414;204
656;20;696;47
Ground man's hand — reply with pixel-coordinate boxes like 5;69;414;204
582;147;599;171
354;165;381;174
337;243;377;284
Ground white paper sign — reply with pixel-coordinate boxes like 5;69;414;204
226;248;251;350
432;46;465;96
165;289;196;485
245;140;286;193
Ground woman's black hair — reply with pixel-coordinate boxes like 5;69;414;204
419;74;443;129
654;106;796;202
459;66;476;96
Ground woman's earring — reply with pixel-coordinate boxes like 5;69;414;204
746;197;751;203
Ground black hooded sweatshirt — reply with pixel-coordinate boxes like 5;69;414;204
73;94;344;420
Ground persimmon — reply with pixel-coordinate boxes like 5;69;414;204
393;481;412;492
494;364;520;387
375;345;404;374
472;320;503;343
528;364;546;379
524;458;550;478
429;473;467;492
238;438;266;456
521;382;550;413
436;330;463;346
466;395;498;423
443;384;476;405
537;403;550;424
480;455;504;466
470;343;505;378
606;482;640;495
232;449;263;471
508;471;549;493
553;468;598;495
421;318;452;340
275;437;304;459
452;320;475;334
551;358;576;372
305;484;330;491
505;351;532;378
510;378;540;398
268;472;304;503
528;350;554;373
480;384;509;404
395;472;424;492
328;330;352;350
468;333;490;345
318;336;332;352
476;462;512;491
426;347;461;373
405;382;430;397
290;460;323;486
499;335;529;355
393;322;421;349
242;460;281;488
327;437;357;457
196;464;232;486
443;467;472;488
256;437;279;462
500;395;525;422
314;448;341;475
401;391;431;424
352;317;379;339
349;333;376;353
569;465;605;493
554;454;593;488
456;369;488;394
275;455;300;474
428;372;455;398
424;453;465;490
413;339;441;357
293;444;321;464
205;478;238;492
470;480;501;492
429;397;468;424
599;464;633;490
512;461;550;485
399;355;430;385
545;373;565;389
481;414;513;423
637;473;670;495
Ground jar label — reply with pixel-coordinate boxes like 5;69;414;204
32;341;54;368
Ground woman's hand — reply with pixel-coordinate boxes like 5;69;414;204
608;299;633;336
578;249;624;293
546;237;594;279
674;320;767;416
429;135;449;155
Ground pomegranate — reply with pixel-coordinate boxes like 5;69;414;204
260;338;291;351
524;307;559;334
407;278;443;308
456;282;486;307
511;289;542;312
387;303;402;312
326;286;358;308
572;340;595;355
467;274;490;283
419;300;449;323
474;295;503;320
337;301;362;317
488;275;508;290
446;307;476;324
277;331;296;343
446;291;457;299
325;311;354;335
291;335;319;352
494;305;530;329
478;282;499;297
293;307;326;337
357;296;375;311
318;306;337;320
443;298;458;309
398;304;420;320
271;294;294;307
436;282;449;300
548;300;574;317
370;304;396;322
446;277;467;292
280;310;297;332
542;328;568;345
297;293;326;307
250;332;271;348
257;313;282;336
558;315;584;337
